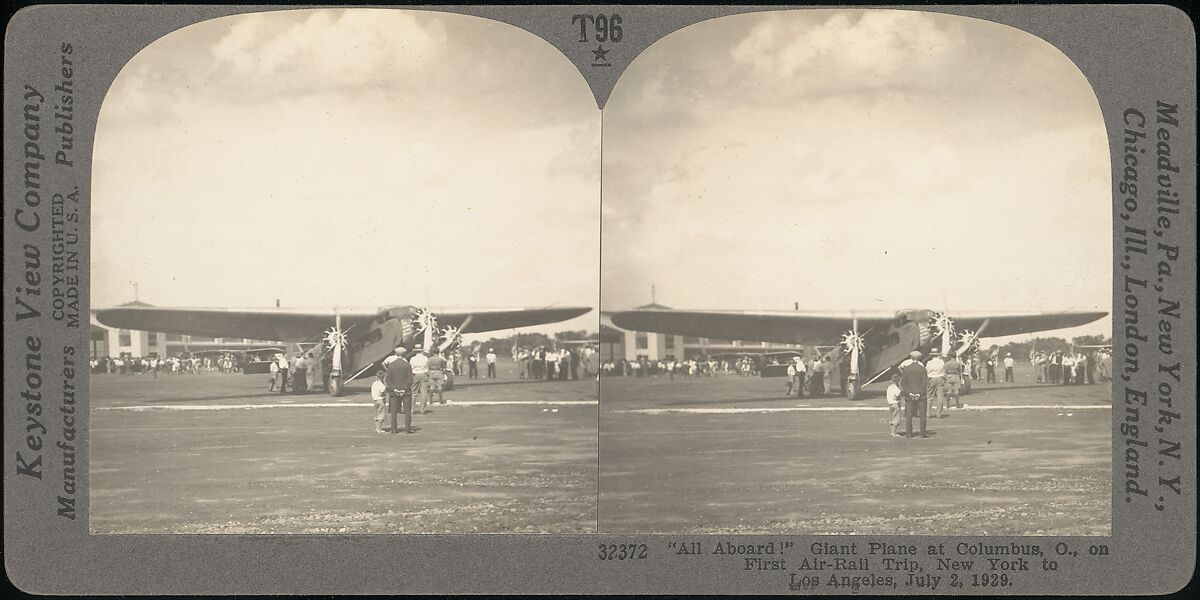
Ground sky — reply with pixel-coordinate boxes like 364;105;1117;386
600;9;1113;343
92;9;600;336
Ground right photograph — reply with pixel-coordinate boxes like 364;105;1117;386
599;9;1113;535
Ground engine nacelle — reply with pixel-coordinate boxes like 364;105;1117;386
378;305;421;349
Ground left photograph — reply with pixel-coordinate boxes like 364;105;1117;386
89;9;600;533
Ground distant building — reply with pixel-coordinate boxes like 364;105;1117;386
89;300;167;359
601;303;805;361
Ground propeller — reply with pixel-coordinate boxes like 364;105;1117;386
931;311;955;356
954;318;991;358
325;308;346;374
841;310;863;376
411;307;440;351
440;326;463;353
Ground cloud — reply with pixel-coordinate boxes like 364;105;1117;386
93;9;599;318
210;10;447;91
602;9;1110;325
729;10;968;89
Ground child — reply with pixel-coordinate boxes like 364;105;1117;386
886;372;903;438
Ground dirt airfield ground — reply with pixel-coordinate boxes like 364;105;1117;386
90;358;597;534
599;364;1111;535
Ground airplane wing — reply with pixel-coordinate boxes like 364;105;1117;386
94;306;593;343
949;311;1109;338
609;309;893;345
436;307;592;333
94;307;380;342
609;309;1107;344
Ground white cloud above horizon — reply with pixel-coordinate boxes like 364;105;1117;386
602;9;1112;341
92;9;600;334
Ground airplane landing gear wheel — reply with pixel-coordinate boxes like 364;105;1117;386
327;373;344;397
845;378;861;401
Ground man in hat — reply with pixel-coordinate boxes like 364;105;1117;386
1003;352;1016;382
426;349;448;406
900;350;929;438
793;356;807;398
291;351;307;393
925;349;947;418
275;353;290;394
808;355;825;396
410;345;430;413
486;347;498;378
384;346;414;433
785;360;797;396
268;355;280;392
943;352;965;409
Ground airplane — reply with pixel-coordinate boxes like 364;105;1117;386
94;304;592;396
608;307;1107;399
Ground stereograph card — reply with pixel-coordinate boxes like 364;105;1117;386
2;3;1195;594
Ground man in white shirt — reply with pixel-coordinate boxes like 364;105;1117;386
268;358;279;391
486;348;498;378
275;353;290;394
1061;353;1075;386
1003;353;1016;382
786;361;797;395
793;357;807;398
370;370;389;433
925;351;947;418
410;346;430;411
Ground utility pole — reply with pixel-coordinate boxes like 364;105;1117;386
130;281;139;302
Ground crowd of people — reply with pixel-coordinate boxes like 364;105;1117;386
1029;349;1111;385
602;357;724;379
89;353;245;377
266;350;326;394
601;353;854;397
508;345;600;381
599;342;1111;441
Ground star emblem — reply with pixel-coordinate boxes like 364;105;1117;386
591;44;610;63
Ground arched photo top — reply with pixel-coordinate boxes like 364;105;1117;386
601;8;1111;326
91;8;599;321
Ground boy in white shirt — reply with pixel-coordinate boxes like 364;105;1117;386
886;372;904;438
370;370;389;433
